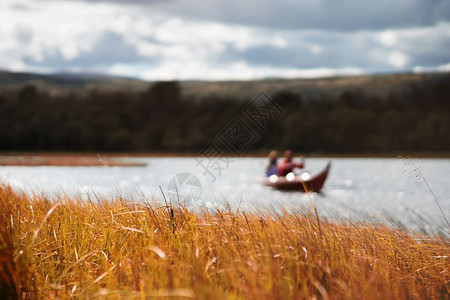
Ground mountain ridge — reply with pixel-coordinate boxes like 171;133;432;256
1;69;450;100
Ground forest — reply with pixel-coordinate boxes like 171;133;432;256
0;77;449;154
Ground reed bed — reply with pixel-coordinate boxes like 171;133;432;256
0;185;448;299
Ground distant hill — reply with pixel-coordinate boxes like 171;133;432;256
179;72;450;100
0;70;149;94
1;69;450;100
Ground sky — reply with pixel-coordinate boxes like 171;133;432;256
1;0;450;81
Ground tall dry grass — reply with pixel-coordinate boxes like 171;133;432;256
0;185;448;299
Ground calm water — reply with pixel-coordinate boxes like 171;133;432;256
1;157;449;234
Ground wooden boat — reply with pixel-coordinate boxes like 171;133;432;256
262;162;331;192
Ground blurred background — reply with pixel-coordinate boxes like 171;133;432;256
0;0;449;154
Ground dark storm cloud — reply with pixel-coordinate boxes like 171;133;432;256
216;25;450;72
55;0;450;31
215;31;364;69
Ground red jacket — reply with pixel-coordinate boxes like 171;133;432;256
277;159;304;177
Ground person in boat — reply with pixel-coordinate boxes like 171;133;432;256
277;150;305;177
265;150;278;177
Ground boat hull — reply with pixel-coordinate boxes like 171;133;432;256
262;162;331;192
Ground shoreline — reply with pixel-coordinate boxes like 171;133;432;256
1;151;450;158
0;152;449;166
0;154;147;167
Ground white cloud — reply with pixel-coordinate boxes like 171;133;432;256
413;63;450;73
376;30;397;47
135;42;159;57
310;44;323;55
437;63;450;72
107;63;138;77
141;61;363;81
389;51;408;68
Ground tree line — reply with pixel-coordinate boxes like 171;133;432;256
0;79;449;154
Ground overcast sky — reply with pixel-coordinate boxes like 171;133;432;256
1;0;450;80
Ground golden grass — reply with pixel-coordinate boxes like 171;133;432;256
0;185;448;299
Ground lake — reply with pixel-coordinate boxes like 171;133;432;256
1;157;449;234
